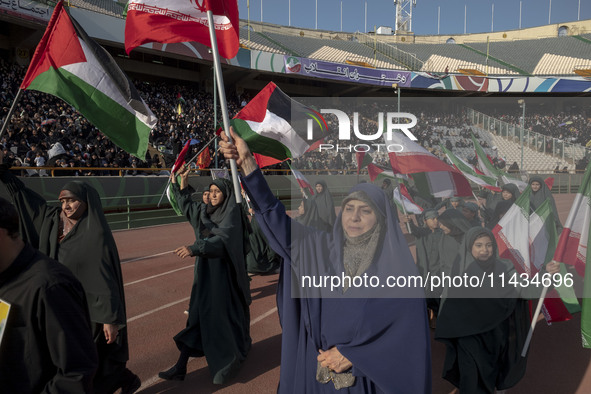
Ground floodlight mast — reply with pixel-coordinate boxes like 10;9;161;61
393;0;416;34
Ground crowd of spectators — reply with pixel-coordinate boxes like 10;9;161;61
3;57;586;177
0;59;249;176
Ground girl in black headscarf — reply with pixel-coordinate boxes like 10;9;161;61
312;180;336;229
435;227;559;394
0;169;139;394
480;183;520;228
529;176;562;231
160;170;251;385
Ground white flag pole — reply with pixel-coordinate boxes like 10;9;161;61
206;10;242;203
521;286;549;357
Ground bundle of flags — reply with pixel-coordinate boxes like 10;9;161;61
492;185;579;324
384;130;472;198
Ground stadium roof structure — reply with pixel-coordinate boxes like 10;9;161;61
3;0;591;94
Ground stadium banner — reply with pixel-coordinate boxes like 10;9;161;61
0;0;52;22
410;72;591;93
284;56;411;88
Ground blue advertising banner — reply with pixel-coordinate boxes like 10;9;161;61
284;56;411;87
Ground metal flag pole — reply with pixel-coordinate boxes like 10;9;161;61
157;136;217;207
206;10;242;203
0;89;24;140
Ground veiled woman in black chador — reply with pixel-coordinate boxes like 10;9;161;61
160;170;251;384
435;227;559;394
312;180;336;229
0;168;138;394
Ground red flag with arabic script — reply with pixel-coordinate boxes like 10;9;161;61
125;0;239;59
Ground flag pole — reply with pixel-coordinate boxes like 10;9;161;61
157;136;216;207
206;10;242;203
394;178;412;233
521;286;549;357
0;89;24;140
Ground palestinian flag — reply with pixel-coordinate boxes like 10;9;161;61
230;82;327;161
287;162;314;197
356;151;373;174
167;178;183;217
440;144;501;192
393;184;423;215
21;1;156;159
125;0;239;59
529;199;579;323
367;163;408;183
384;131;472;197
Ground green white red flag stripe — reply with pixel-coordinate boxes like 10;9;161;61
529;199;578;323
287;162;314;197
554;163;591;277
125;0;240;59
493;187;532;275
21;1;156;159
384;131;472;197
230;82;327;161
440;144;501;192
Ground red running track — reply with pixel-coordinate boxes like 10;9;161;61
116;194;591;393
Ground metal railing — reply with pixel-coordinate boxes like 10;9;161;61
355;32;424;71
467;108;591;165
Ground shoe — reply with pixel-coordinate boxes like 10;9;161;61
158;365;187;381
119;369;141;394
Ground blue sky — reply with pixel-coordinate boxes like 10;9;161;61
238;0;590;36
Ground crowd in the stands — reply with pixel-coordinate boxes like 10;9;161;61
2;59;588;176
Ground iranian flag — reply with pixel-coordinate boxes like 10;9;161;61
21;1;157;159
384;131;472;197
471;134;502;178
287;162;314;197
553;164;591;346
529;199;579;323
125;0;239;59
230;82;327;161
393;184;423;215
440;144;501;192
471;134;528;191
493;187;532;275
554;163;591;277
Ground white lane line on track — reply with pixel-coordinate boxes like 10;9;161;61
121;250;175;264
124;265;193;287
127;297;191;323
135;306;278;391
